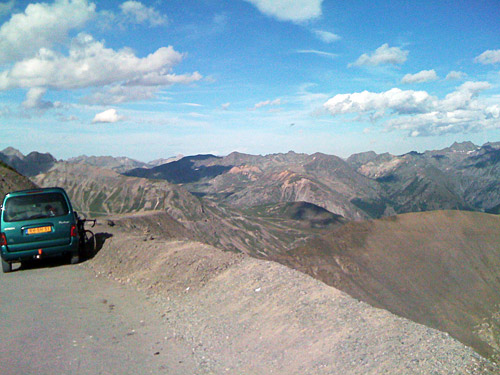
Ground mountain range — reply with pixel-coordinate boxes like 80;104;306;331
3;141;500;221
122;141;500;219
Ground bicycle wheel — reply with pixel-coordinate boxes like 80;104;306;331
83;230;96;256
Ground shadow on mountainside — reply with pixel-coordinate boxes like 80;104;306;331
124;155;233;184
271;210;500;363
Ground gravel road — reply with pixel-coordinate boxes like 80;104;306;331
0;260;197;375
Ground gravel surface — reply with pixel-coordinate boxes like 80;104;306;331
85;219;498;374
0;261;198;375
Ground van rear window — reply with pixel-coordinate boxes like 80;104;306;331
3;193;70;222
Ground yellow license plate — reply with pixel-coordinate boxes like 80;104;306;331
27;226;52;235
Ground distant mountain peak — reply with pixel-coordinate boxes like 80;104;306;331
448;141;478;152
1;147;24;159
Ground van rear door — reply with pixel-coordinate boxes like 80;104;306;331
2;192;74;252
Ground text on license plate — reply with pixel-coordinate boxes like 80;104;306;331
26;226;52;235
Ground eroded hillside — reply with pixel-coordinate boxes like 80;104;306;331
272;210;500;362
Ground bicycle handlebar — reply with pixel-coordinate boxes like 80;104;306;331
78;218;96;228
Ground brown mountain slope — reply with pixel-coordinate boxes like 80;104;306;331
85;218;497;374
32;163;318;256
125;151;386;220
32;162;205;220
272;210;500;362
0;161;38;197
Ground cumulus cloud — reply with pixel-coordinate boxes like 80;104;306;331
0;0;96;64
324;81;496;136
350;44;408;67
313;30;340;43
487;104;500;119
440;81;491;111
401;69;438;84
244;0;323;23
92;108;124;123
446;71;467;80
324;88;433;116
0;33;202;104
119;1;167;26
474;49;500;65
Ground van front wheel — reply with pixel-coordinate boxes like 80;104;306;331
2;258;12;273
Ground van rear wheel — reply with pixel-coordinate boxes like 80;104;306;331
2;258;12;273
83;230;96;257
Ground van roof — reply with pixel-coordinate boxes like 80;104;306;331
3;187;68;199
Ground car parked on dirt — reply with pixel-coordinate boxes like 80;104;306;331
0;187;79;273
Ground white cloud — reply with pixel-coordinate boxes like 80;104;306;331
244;0;323;23
324;88;433;116
0;0;96;64
474;49;500;65
22;87;54;110
187;112;208;118
119;1;167;26
296;50;337;58
324;81;496;136
386;109;489;136
253;98;282;110
487;104;500;119
401;69;438;84
313;30;340;43
350;44;408;67
221;102;231;110
0;33;202;96
446;71;467;80
181;102;203;107
92;108;124;123
440;81;491;111
127;71;202;87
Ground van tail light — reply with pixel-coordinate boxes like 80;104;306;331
70;225;78;237
0;233;6;246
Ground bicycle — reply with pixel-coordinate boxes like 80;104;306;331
76;213;96;258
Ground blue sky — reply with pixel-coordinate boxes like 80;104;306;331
0;0;499;161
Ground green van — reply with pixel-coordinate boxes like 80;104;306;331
0;187;80;273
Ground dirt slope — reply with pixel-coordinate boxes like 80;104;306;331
273;210;500;362
0;161;38;197
84;217;497;374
